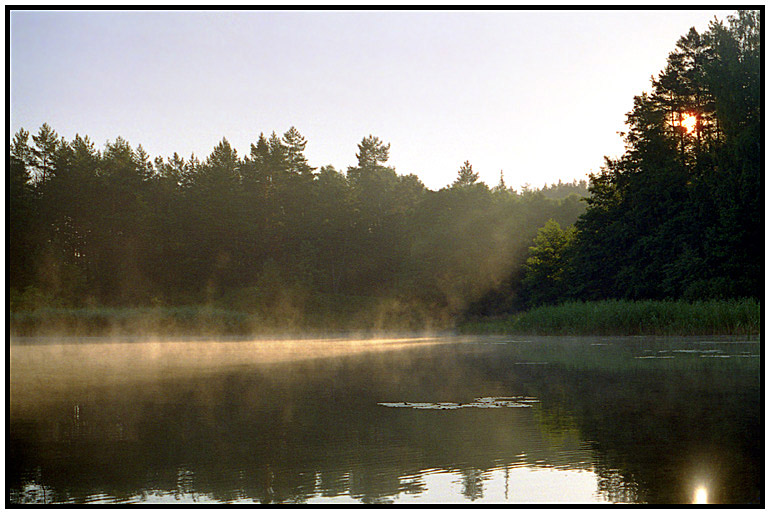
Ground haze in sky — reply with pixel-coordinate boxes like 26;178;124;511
10;9;736;191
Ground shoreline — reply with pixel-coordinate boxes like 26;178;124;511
9;299;761;339
458;299;761;337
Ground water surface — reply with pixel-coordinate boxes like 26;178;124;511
9;335;761;504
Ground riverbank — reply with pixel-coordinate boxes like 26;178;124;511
8;299;450;337
458;299;761;336
10;299;760;338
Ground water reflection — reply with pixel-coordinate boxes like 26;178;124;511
9;336;761;504
694;486;708;504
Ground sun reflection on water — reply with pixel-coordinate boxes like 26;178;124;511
693;486;708;504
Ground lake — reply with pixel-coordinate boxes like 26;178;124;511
8;335;762;504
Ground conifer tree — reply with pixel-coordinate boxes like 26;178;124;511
356;135;390;169
11;128;33;168
31;123;60;183
282;126;315;177
452;161;479;188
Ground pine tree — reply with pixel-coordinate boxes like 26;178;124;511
204;138;239;183
11;128;33;168
493;170;507;193
452;161;479;188
31;123;60;183
134;145;154;182
356;135;390;169
282;126;315;177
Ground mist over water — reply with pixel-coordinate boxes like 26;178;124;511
9;336;761;504
7;10;762;506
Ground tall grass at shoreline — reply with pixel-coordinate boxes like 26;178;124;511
10;299;760;338
459;299;761;336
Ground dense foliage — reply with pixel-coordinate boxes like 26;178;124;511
519;11;762;308
9;123;586;327
8;11;759;330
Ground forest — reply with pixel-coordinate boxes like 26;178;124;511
481;10;761;315
8;11;761;331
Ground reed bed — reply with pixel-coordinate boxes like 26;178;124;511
460;299;761;336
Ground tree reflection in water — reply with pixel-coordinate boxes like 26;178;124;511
9;337;760;504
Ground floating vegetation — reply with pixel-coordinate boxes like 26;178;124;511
378;396;540;410
635;347;745;360
672;349;723;354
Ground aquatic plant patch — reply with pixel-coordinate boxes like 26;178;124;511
378;396;540;410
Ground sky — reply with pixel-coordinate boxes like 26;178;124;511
10;9;738;191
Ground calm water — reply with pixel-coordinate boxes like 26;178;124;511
9;335;762;504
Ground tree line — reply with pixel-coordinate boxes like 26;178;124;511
512;10;761;310
9;10;758;326
9;120;586;325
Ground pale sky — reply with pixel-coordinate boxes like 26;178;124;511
10;9;738;191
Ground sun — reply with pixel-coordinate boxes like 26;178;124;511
678;113;698;133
